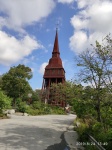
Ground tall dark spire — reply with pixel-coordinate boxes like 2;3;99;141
52;29;60;56
41;29;66;107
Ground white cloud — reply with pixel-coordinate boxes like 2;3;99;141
0;0;52;66
0;30;43;65
70;0;112;53
87;1;112;33
58;0;75;4
75;0;93;9
22;56;37;66
39;62;48;75
0;0;55;31
70;15;88;30
70;31;88;53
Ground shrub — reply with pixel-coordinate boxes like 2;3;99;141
26;107;42;115
32;101;43;109
25;104;66;116
51;106;65;114
0;91;12;114
74;117;112;150
74;118;89;142
43;106;52;114
16;98;28;113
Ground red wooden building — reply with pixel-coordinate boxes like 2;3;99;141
41;29;66;107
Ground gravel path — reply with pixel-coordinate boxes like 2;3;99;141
0;114;83;150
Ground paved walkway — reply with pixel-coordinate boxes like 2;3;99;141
0;114;84;150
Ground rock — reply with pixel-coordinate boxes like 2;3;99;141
8;109;15;114
68;125;74;131
76;122;80;127
2;110;8;115
3;109;15;115
23;113;28;116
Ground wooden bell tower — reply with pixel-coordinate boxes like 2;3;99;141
41;29;66;106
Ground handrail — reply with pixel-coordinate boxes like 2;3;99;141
88;134;106;150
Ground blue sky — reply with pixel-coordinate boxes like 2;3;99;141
0;0;112;89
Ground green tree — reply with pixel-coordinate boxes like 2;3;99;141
49;81;83;107
0;90;12;114
65;80;83;105
0;75;2;89
2;64;33;105
22;90;41;104
32;89;41;101
76;35;112;122
49;83;65;105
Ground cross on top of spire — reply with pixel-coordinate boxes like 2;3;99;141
56;22;59;30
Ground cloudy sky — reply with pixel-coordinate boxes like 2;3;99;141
0;0;112;89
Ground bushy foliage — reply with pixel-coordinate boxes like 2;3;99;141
16;98;28;113
32;101;42;109
72;85;112;149
18;102;28;113
0;90;12;114
73;88;112;149
15;99;66;115
26;107;43;115
1;64;33;106
52;106;65;114
25;103;66;116
74;117;112;150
